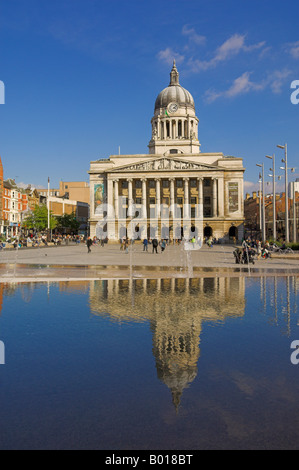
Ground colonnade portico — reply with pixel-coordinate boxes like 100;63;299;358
109;175;223;218
98;174;230;240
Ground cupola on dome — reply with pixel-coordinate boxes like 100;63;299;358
154;60;195;111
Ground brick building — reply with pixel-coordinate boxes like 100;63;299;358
244;190;299;241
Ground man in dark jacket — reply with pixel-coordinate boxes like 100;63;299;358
152;238;158;254
87;237;92;253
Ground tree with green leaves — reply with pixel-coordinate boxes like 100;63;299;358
55;212;80;232
22;205;57;232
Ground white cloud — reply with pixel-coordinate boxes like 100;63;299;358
182;25;206;46
205;72;264;102
270;69;292;94
16;181;44;190
158;33;266;72
288;41;299;59
187;34;266;72
157;48;184;66
205;68;292;103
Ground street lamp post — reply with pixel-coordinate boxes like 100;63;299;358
293;183;297;243
258;175;262;234
277;144;296;243
256;163;266;242
47;177;50;240
277;144;289;243
266;154;276;240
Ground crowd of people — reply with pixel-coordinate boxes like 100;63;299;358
234;237;273;264
3;233;86;249
117;237;168;254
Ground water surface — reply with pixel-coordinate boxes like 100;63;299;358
0;276;298;450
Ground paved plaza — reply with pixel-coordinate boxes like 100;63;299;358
0;242;298;282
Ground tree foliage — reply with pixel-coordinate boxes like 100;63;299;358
23;205;57;231
55;213;80;231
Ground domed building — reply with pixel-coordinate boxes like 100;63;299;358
149;60;200;155
89;61;245;242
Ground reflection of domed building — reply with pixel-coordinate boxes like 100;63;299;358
89;276;245;412
89;61;245;242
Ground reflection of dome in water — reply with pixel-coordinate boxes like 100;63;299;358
156;358;198;413
152;324;200;413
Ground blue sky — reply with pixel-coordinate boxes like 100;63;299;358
0;0;298;192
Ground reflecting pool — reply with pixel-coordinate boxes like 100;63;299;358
0;276;298;450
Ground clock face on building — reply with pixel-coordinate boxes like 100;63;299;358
168;102;178;113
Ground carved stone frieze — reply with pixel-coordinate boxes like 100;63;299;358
110;157;218;173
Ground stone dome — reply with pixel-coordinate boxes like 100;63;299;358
154;61;195;111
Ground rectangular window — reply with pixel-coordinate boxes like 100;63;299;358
135;180;142;189
162;180;169;188
190;179;197;188
149;197;156;205
177;197;183;205
149;180;155;188
135;197;142;204
204;179;211;187
176;180;183;188
204;196;211;205
191;197;197;205
122;181;128;189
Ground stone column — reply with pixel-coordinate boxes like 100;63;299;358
155;178;161;217
107;177;115;239
141;178;147;219
217;177;224;217
114;179;119;219
169;178;175;227
212;177;217;218
128;178;133;202
107;177;114;217
183;177;190;218
170;178;175;208
197;177;203;220
128;178;133;217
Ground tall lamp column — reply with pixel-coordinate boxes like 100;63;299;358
256;163;266;242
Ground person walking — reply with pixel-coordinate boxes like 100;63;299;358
257;240;261;260
143;238;148;252
152;238;158;254
87;237;92;253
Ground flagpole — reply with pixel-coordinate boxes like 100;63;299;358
47;177;50;238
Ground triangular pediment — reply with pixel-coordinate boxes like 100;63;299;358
109;156;221;173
